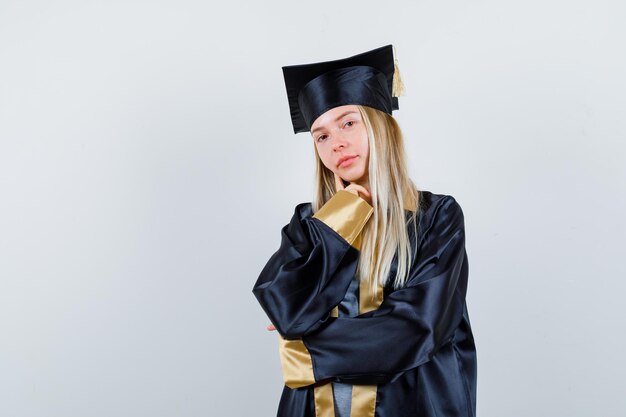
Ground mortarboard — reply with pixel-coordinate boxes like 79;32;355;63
282;44;405;134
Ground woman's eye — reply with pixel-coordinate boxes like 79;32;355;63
317;134;328;142
344;121;355;128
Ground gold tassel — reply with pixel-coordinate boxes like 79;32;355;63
392;45;405;97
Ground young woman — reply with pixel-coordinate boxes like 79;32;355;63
253;45;477;417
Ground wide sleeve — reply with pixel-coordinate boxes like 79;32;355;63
299;195;469;385
252;190;374;340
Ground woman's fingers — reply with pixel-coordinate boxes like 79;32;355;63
267;324;276;331
334;172;372;205
348;184;371;198
345;184;372;204
334;172;345;191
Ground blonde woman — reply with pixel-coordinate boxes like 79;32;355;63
253;45;477;417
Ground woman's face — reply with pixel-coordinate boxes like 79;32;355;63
310;105;370;187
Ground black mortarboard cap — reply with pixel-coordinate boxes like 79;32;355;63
282;44;404;134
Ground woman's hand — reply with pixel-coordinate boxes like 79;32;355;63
267;324;276;331
334;172;372;205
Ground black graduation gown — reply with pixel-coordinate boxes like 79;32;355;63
252;190;477;417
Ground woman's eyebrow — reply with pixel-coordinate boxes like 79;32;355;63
311;111;358;135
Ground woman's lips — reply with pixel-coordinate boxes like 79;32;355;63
338;156;357;168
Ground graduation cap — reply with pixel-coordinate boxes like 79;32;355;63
282;44;405;134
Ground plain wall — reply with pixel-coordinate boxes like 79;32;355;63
1;0;625;416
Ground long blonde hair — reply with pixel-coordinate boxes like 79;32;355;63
312;105;422;298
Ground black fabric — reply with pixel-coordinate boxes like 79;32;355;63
297;66;393;131
253;190;477;417
282;45;398;134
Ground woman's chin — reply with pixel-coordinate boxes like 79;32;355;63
342;175;367;185
333;166;368;185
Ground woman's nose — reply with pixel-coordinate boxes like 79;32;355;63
331;133;348;150
332;140;346;152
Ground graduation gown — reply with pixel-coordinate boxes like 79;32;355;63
252;189;477;417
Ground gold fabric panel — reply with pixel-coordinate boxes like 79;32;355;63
314;382;336;417
277;335;315;389
352;232;363;251
350;384;378;417
312;190;374;248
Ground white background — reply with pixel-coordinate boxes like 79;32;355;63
1;1;625;416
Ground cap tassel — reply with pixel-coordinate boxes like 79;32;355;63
392;46;405;97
